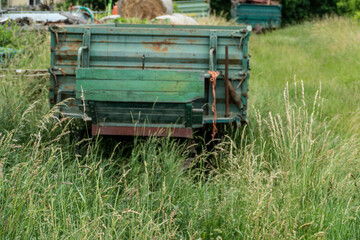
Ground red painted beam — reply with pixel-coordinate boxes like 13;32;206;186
92;125;193;138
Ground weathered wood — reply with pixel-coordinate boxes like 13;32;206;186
76;68;204;103
77;80;201;92
93;101;187;109
76;68;205;82
50;23;251;136
79;90;202;103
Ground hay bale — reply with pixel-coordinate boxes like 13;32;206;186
117;0;173;20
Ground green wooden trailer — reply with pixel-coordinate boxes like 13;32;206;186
49;23;251;138
231;2;282;29
174;0;210;17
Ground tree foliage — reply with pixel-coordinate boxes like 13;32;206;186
211;0;340;25
63;0;108;11
281;0;339;25
57;0;359;23
337;0;360;19
0;23;13;47
210;0;232;18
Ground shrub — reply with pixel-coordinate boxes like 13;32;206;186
337;0;360;19
277;0;339;25
211;0;339;25
211;0;231;19
63;0;108;11
0;23;12;47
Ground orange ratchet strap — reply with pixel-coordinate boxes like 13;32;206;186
208;70;220;139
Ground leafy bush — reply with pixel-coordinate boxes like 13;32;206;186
211;0;339;25
271;0;339;25
62;0;109;11
210;0;232;19
337;0;360;19
0;23;12;47
280;0;311;24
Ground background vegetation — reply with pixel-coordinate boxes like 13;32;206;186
211;0;360;25
54;0;360;24
280;0;339;24
62;0;108;10
337;0;360;19
0;16;359;239
0;23;13;47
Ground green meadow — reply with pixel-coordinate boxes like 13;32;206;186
0;17;359;239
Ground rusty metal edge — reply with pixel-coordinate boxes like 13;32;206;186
92;125;193;138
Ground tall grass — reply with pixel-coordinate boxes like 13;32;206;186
250;17;360;135
0;17;359;239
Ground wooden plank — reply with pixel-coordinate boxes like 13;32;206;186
95;107;185;115
76;68;205;82
94;101;187;109
79;90;203;103
76;68;204;102
65;23;245;30
77;80;202;92
61;25;248;38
